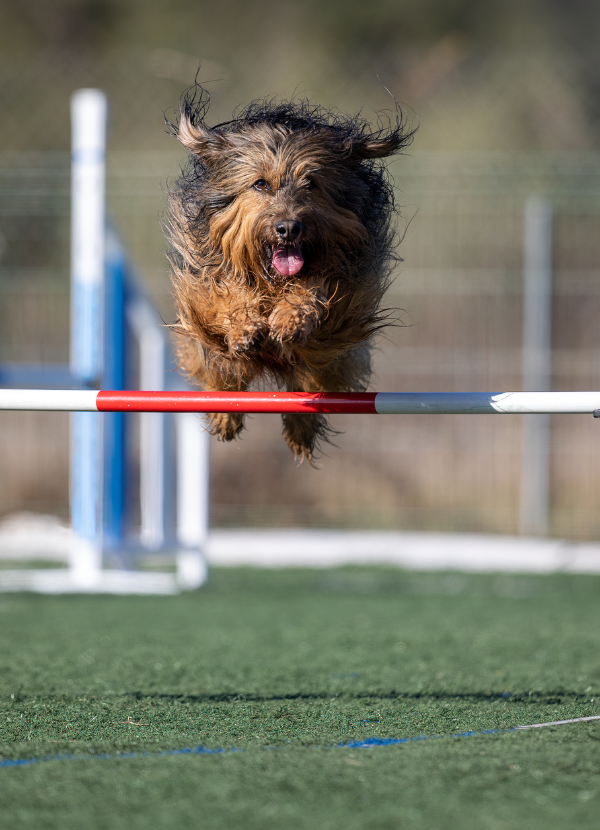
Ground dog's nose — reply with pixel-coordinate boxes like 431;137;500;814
275;220;302;242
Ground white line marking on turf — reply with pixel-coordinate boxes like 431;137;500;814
515;715;600;729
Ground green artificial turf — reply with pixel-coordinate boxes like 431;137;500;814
0;567;599;829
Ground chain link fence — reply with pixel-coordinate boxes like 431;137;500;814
1;143;600;537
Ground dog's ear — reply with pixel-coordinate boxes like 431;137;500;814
349;132;411;161
178;117;229;158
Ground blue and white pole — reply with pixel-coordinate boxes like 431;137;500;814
102;230;127;552
69;89;108;584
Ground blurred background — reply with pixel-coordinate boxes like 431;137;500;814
1;0;600;539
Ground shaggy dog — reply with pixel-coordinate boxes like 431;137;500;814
167;86;414;460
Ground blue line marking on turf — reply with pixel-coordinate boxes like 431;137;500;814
0;728;517;769
336;727;516;750
2;716;598;769
0;745;235;769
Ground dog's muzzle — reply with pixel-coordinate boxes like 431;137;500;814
272;220;304;276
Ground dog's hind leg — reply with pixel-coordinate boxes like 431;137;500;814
174;332;254;442
281;377;336;464
281;347;370;461
201;366;252;442
281;411;334;463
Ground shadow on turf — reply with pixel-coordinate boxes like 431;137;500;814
124;690;595;705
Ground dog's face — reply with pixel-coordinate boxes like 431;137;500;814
177;118;399;283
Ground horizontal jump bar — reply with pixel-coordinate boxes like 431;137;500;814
1;390;600;414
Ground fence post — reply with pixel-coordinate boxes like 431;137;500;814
519;197;553;536
69;89;107;582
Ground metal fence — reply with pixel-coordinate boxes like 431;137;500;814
1;149;600;539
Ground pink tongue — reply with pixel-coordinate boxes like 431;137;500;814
272;245;304;276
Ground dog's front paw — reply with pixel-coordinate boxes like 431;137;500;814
268;301;320;345
226;317;267;355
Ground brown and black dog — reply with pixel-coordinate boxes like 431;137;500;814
167;86;414;460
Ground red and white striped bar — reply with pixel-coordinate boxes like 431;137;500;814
1;389;600;414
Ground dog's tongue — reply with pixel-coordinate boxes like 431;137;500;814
272;245;304;276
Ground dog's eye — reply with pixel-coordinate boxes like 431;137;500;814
253;179;270;192
305;177;315;191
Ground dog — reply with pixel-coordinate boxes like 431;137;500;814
166;86;414;461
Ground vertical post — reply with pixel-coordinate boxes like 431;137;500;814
125;289;169;551
175;414;209;589
69;89;107;581
125;279;207;580
139;324;167;550
102;231;127;551
519;197;553;536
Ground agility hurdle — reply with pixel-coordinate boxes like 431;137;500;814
1;390;600;415
3;388;600;588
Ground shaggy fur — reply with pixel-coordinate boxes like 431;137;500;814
166;86;414;460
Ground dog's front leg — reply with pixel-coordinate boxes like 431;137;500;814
268;289;325;346
220;288;268;356
225;308;268;355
